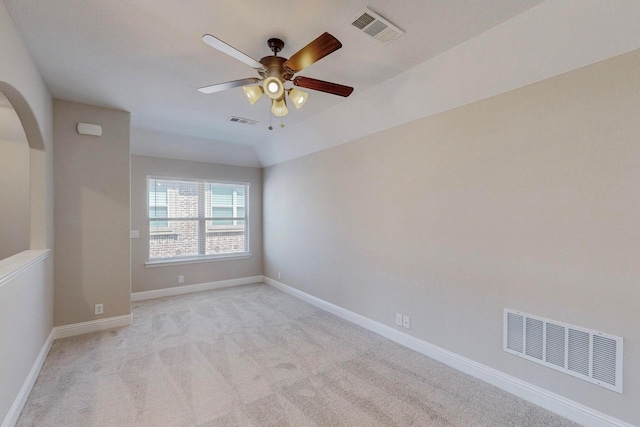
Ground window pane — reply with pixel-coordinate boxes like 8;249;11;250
206;220;245;255
149;206;168;228
150;178;199;218
149;220;199;259
212;207;232;219
149;182;167;205
206;183;246;218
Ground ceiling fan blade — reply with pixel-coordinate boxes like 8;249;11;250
202;34;265;71
293;76;353;97
198;78;260;94
283;32;342;74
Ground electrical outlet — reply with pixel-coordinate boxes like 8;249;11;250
403;315;410;329
395;313;403;326
95;304;104;315
178;275;184;283
277;271;281;280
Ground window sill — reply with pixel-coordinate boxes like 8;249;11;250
145;253;251;268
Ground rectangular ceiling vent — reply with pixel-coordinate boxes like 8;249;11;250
504;309;623;393
228;116;258;126
351;8;404;45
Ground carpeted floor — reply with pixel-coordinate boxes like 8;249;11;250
17;283;579;426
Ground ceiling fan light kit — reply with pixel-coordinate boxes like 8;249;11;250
288;88;308;109
262;76;284;100
198;32;353;124
271;98;288;117
242;85;264;105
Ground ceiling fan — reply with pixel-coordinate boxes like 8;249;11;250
198;32;354;119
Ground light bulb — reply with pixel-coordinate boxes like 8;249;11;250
262;76;284;100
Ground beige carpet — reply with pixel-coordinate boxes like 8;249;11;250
17;283;579;426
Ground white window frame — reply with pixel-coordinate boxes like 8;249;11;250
145;176;250;265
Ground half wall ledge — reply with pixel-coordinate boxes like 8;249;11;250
0;249;50;287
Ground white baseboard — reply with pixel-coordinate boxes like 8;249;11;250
2;330;54;427
131;275;263;301
53;314;132;339
263;276;634;427
3;315;133;426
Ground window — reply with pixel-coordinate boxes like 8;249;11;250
147;177;249;261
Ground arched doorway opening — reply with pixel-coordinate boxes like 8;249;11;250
0;82;48;259
0;90;29;259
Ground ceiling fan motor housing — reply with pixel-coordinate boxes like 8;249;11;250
259;56;291;80
260;38;293;83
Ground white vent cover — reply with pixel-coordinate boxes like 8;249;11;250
351;8;404;44
76;122;102;137
228;116;258;125
504;309;623;393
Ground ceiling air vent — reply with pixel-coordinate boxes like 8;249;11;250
504;309;623;393
351;8;404;44
228;116;258;126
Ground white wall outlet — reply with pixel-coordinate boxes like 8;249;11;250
277;271;281;280
94;303;104;315
395;313;403;326
178;275;184;283
130;230;140;238
403;315;410;329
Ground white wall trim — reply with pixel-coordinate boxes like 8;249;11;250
53;314;132;339
2;330;54;427
3;315;133;426
131;275;263;301
0;249;50;288
263;276;634;427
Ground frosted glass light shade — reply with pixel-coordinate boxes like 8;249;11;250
263;76;284;100
288;88;308;109
271;98;288;117
242;85;263;105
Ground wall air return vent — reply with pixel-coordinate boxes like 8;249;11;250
504;309;623;393
228;116;258;125
351;8;404;45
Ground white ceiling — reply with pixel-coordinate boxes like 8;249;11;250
4;1;640;167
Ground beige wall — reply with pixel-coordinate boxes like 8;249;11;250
0;138;30;259
0;2;54;425
54;100;131;326
263;50;640;425
131;155;262;293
